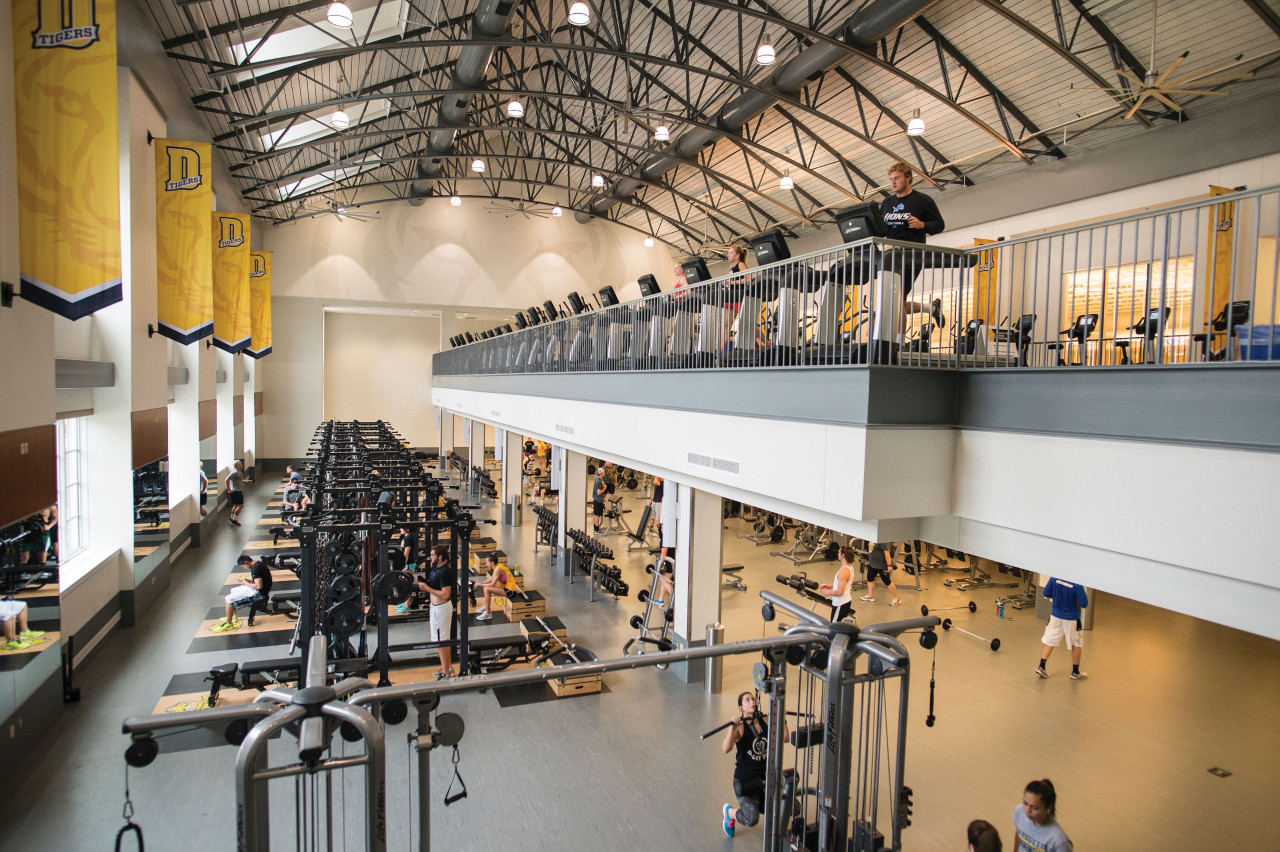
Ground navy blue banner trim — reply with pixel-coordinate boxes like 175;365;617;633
213;336;252;354
20;278;122;320
244;346;273;360
158;320;214;345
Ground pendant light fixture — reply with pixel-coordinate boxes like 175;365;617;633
756;33;776;65
591;174;605;188
644;237;654;247
654;125;670;142
450;196;462;207
471;158;485;173
907;109;926;136
568;1;590;26
330;109;350;128
326;0;353;27
552;206;563;217
506;100;524;118
779;170;794;190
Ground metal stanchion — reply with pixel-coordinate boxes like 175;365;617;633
705;622;724;694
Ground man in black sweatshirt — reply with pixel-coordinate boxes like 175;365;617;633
881;161;946;339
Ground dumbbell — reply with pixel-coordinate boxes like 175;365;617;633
920;601;977;617
776;574;818;592
941;618;1000;651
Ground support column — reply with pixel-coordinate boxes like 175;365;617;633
501;430;523;526
671;484;723;684
468;418;484;473
438;410;454;470
556;448;586;576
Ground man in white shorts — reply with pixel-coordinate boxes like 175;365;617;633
1036;576;1090;680
416;544;455;679
1;599;45;650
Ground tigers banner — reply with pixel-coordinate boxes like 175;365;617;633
212;212;251;353
155;140;212;343
12;0;122;319
246;251;272;359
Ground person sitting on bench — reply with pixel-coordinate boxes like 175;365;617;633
0;599;45;650
474;554;517;621
214;555;273;632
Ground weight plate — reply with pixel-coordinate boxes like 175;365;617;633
968;601;978;613
335;551;360;575
990;638;1001;652
329;573;360;603
637;589;649;603
943;618;953;629
769;525;785;543
328;601;363;637
920;605;930;616
373;571;413;605
629;615;644;630
752;661;769;692
919;630;938;650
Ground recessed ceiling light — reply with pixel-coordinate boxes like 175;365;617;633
450;195;461;206
330;109;350;128
568;1;590;26
326;1;353;28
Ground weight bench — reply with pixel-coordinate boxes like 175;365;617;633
205;657;369;705
246;590;301;626
722;564;746;591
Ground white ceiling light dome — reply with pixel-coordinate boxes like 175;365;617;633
326;1;353;28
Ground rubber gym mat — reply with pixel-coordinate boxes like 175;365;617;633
492;680;610;708
187;629;294;655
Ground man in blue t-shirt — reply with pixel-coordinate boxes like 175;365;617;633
1035;577;1089;681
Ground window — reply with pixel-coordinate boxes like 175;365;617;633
1063;257;1197;363
56;416;87;561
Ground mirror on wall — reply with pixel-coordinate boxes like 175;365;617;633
234;422;244;469
199;434;217;517
0;508;59;657
133;457;170;580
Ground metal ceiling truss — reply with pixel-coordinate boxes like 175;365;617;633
143;0;1280;254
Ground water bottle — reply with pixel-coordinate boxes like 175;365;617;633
997;601;1005;619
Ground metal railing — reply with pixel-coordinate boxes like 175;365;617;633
436;185;1280;373
122;608;942;851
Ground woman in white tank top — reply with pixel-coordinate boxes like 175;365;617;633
819;546;856;622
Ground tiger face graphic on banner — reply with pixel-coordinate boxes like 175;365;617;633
212;212;252;353
155;141;213;343
246;251;273;359
13;0;122;319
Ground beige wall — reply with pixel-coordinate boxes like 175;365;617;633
322;311;441;447
263;199;675;304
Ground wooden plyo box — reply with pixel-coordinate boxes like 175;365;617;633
504;589;545;621
519;615;567;644
469;546;506;571
542;651;602;697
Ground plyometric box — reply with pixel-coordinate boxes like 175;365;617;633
504;589;546;621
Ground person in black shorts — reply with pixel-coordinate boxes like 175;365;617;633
215;555;273;631
860;541;902;607
225;460;252;527
720;691;785;838
881;161;946;338
590;463;614;535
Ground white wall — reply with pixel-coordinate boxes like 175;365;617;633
322;311;440;447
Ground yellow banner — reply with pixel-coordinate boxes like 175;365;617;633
155;140;212;343
212;212;251;352
13;0;121;318
972;238;999;326
246;251;272;358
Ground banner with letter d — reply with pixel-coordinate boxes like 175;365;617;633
212;212;251;353
246;251;272;359
12;0;122;319
155;140;213;343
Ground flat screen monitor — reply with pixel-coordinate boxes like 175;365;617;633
598;286;619;307
681;258;711;284
749;229;791;265
567;291;588;314
514;312;528;330
464;332;474;343
526;306;542;325
502;324;513;334
638;274;661;298
835;201;886;243
542;300;559;321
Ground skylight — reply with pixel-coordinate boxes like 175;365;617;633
228;0;407;79
259;99;392;150
277;155;380;200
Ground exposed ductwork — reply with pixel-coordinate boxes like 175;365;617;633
408;0;521;205
575;0;940;224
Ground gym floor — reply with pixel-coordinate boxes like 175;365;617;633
1;468;1277;850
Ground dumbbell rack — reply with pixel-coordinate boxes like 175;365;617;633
623;558;676;662
565;529;629;601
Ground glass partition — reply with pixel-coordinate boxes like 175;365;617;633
200;434;217;515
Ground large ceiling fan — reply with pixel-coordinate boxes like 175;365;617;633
485;200;552;219
1067;1;1255;119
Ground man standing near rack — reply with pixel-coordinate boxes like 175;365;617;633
417;544;455;679
881;162;947;336
225;460;252;527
